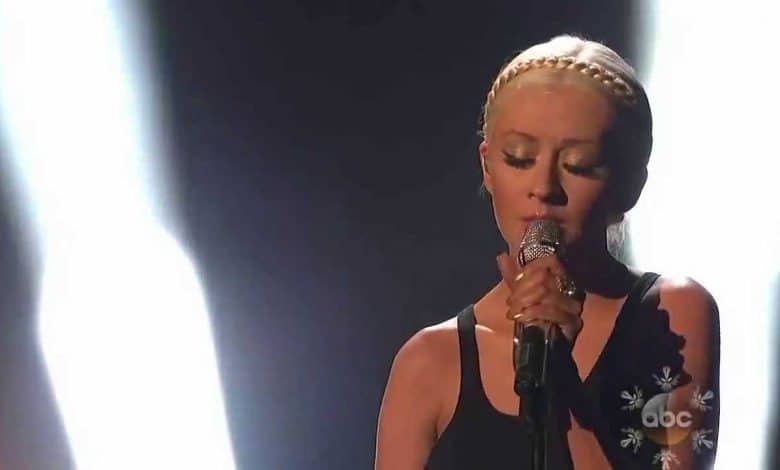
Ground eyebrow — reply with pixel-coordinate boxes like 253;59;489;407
504;130;597;146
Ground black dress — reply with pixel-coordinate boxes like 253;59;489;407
425;272;717;469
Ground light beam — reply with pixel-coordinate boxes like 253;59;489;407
635;2;780;467
0;1;237;469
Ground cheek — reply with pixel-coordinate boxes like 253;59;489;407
492;170;525;201
560;177;610;227
489;171;526;241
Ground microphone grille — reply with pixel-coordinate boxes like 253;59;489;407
518;219;562;267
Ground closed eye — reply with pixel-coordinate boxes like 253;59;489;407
503;151;608;179
502;152;534;169
562;162;608;178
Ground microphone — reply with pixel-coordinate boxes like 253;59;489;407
513;219;563;398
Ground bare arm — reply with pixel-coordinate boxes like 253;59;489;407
659;277;720;469
375;328;443;470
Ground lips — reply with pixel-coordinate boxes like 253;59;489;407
522;214;562;223
520;215;565;239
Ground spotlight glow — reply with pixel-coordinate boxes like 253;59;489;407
0;1;236;469
636;2;780;467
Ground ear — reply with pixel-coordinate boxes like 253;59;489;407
478;140;493;195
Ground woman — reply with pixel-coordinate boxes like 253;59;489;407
375;35;719;469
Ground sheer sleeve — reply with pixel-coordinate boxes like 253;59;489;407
605;277;720;469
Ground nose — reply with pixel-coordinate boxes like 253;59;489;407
527;158;565;205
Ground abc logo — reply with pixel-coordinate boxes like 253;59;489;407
641;393;693;445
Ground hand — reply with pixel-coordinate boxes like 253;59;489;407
496;252;585;344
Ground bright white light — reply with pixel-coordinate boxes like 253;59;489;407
0;1;236;469
635;2;780;468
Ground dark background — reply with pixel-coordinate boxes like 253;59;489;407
10;1;759;469
147;1;643;468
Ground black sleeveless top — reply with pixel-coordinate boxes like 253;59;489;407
425;272;684;470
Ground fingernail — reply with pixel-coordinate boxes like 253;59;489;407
507;312;524;321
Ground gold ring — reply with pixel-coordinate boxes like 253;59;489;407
514;272;525;282
557;276;583;300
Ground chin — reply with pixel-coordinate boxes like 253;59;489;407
564;225;587;243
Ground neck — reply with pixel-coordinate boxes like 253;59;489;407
563;225;635;298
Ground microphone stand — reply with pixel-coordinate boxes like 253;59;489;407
513;320;555;470
513;219;570;469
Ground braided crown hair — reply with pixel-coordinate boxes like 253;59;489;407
478;35;653;257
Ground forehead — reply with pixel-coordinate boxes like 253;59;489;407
489;70;617;141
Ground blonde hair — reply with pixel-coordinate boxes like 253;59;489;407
478;34;653;259
480;35;649;137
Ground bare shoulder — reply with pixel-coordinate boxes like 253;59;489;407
640;276;720;464
382;315;463;414
644;274;720;376
392;316;460;380
648;274;719;326
375;315;462;468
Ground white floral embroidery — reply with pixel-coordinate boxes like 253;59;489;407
620;386;645;411
652;448;680;470
619;427;644;453
652;366;680;392
691;429;715;454
689;386;714;412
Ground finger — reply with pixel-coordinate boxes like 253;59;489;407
509;268;558;297
507;292;555;320
512;288;546;309
507;274;556;307
515;264;552;288
537;294;585;318
519;260;572;298
509;304;560;326
519;310;582;344
505;256;580;317
518;302;581;326
524;254;568;279
505;269;564;319
543;270;563;294
496;252;520;288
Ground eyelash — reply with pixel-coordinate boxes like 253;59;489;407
502;153;534;169
502;152;600;177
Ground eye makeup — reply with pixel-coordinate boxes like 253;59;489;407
501;150;609;178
